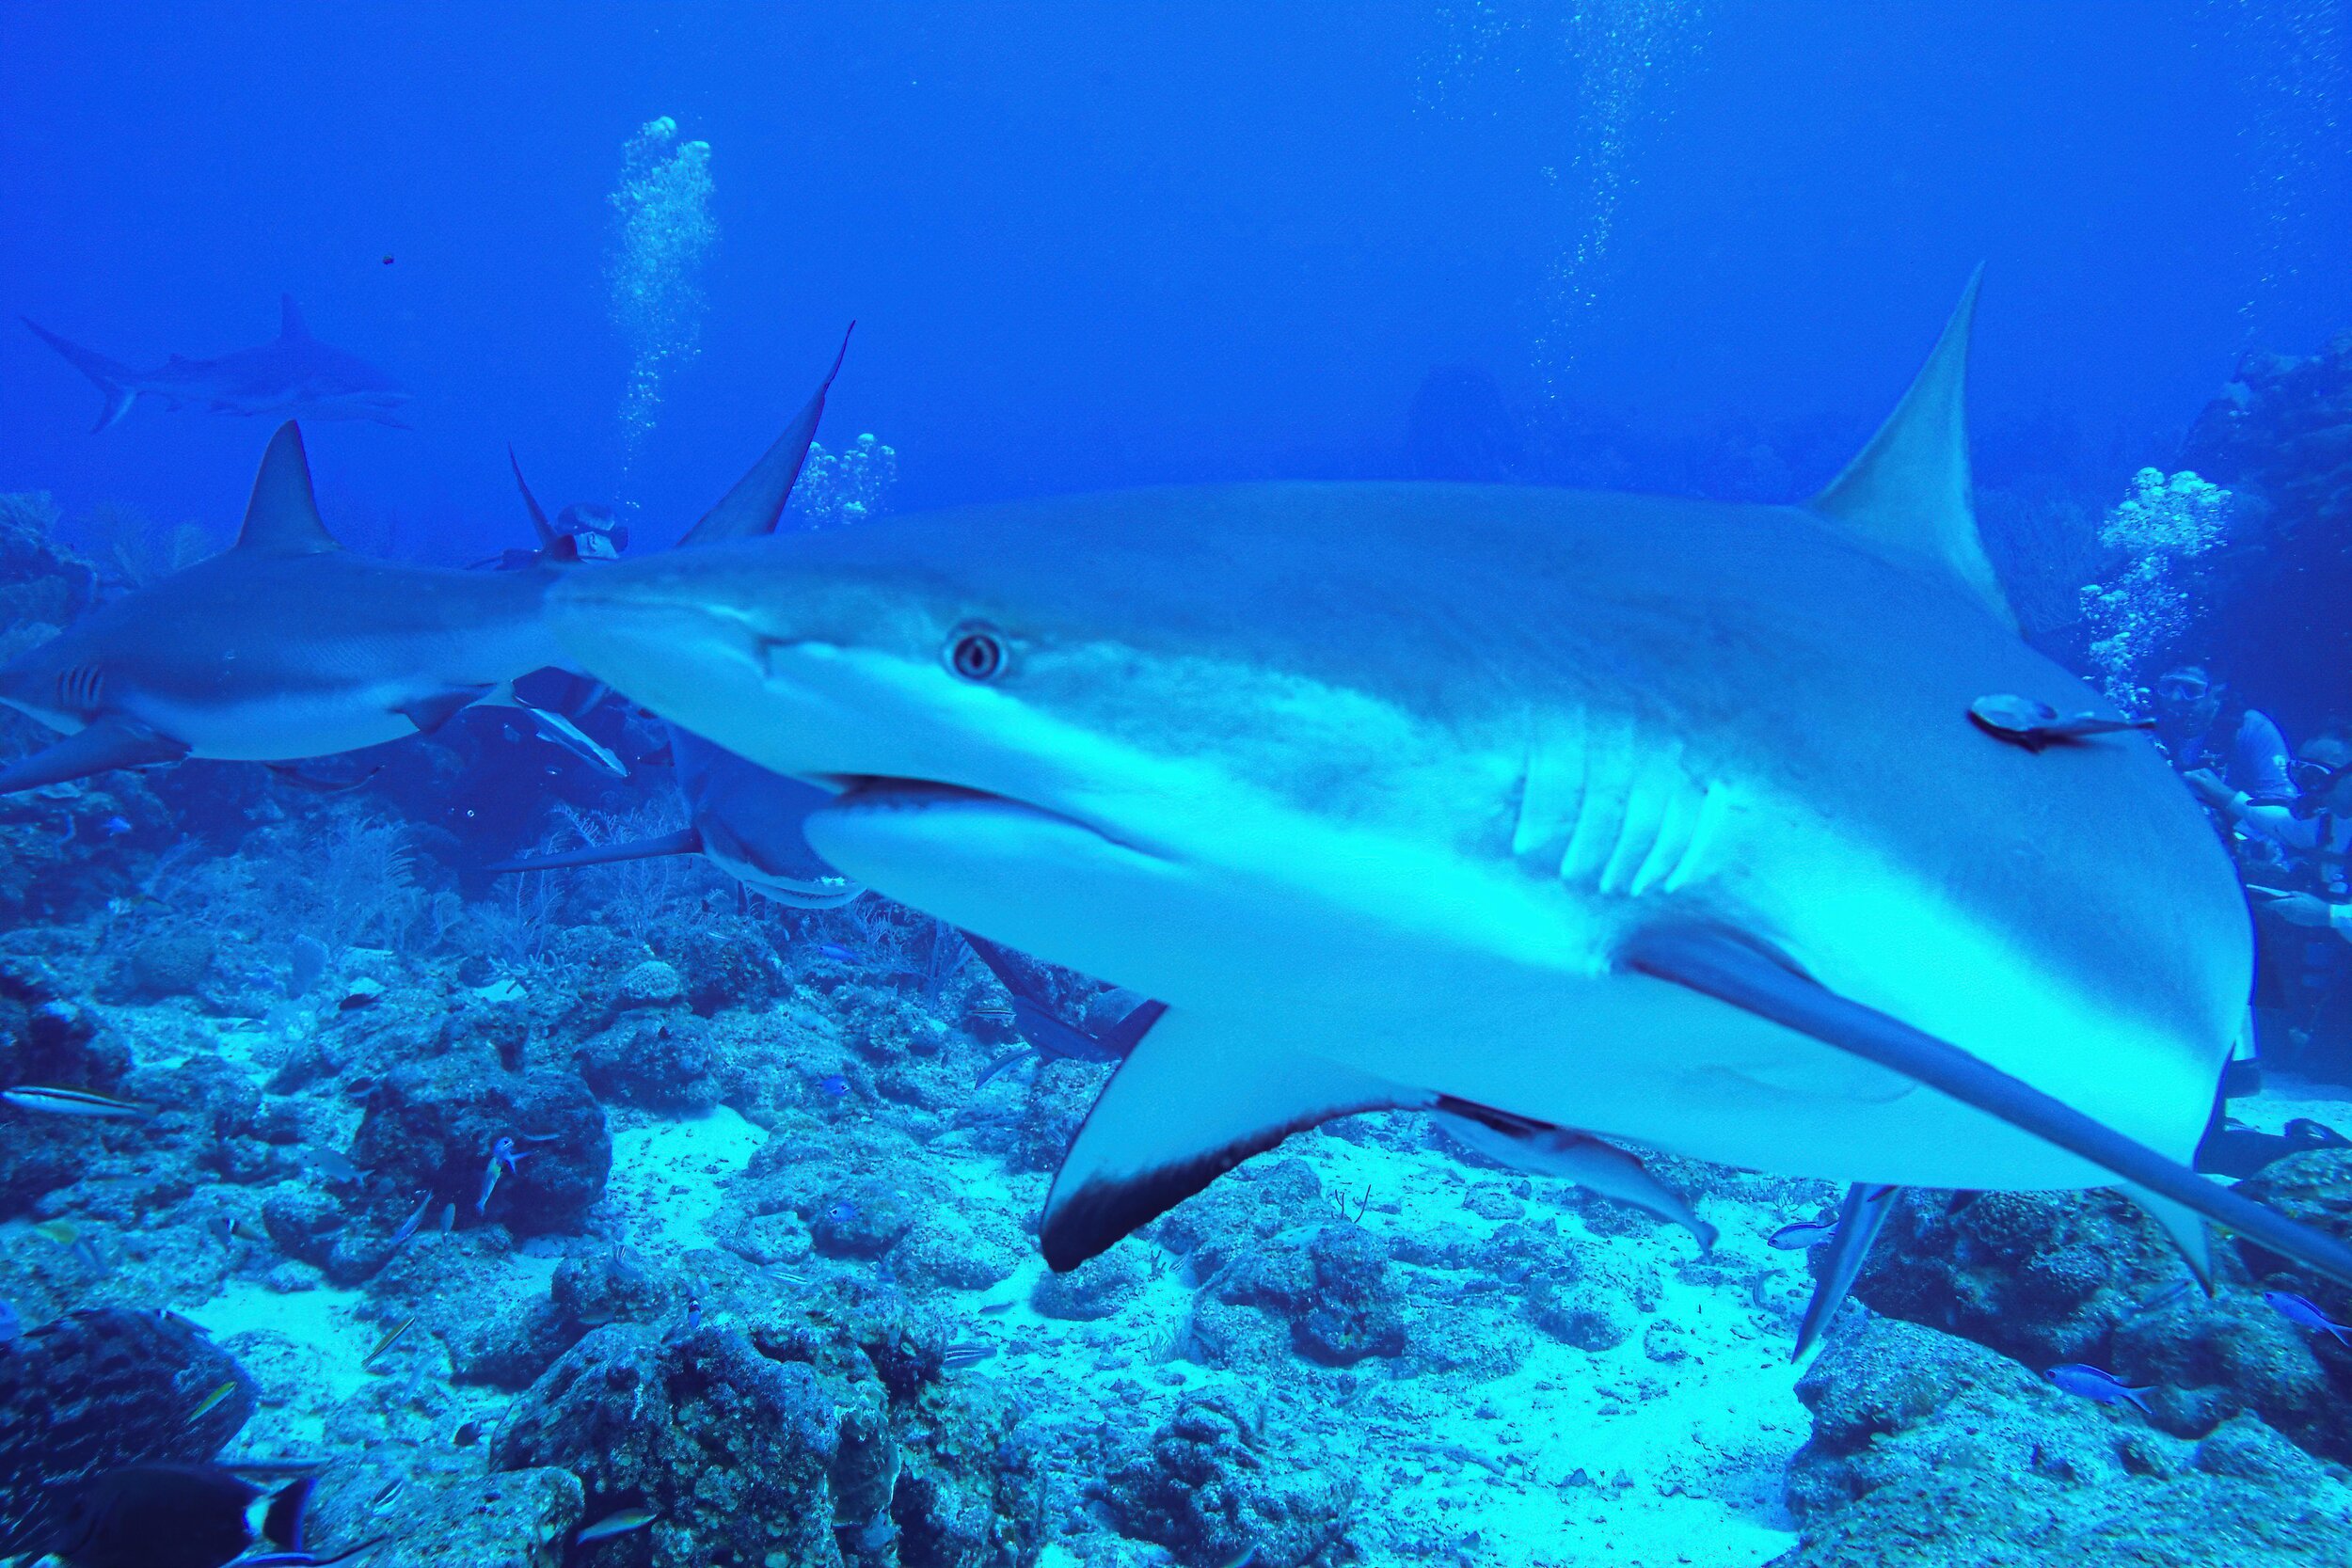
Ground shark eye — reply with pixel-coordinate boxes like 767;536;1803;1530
946;626;1008;682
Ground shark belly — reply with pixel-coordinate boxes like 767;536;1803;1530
804;768;2181;1196
125;681;433;761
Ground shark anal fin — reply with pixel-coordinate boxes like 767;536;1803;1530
236;423;342;554
486;827;703;875
1809;266;2014;631
1431;1102;1717;1251
1041;1009;1423;1272
1624;925;2352;1293
1793;1182;1902;1361
0;715;189;795
395;686;492;736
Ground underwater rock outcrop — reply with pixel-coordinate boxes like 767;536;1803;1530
349;1044;611;1237
0;1307;256;1556
490;1303;1041;1568
1100;1394;1356;1568
1776;1311;2352;1567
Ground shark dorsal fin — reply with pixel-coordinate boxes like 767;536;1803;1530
680;324;854;547
508;448;562;551
236;423;342;555
1809;266;2013;631
278;294;309;341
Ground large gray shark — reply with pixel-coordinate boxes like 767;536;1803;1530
0;424;564;794
489;328;863;909
542;277;2352;1291
24;296;411;432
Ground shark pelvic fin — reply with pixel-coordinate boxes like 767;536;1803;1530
278;294;309;341
1793;1182;1902;1361
1624;925;2352;1293
0;715;189;795
236;423;342;555
2122;1181;2216;1293
487;827;704;875
394;686;491;735
1041;1009;1423;1271
1809;265;2013;631
680;323;855;547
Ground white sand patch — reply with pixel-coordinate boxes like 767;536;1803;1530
605;1104;771;1262
2233;1071;2352;1137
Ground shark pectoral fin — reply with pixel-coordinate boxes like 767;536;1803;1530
1793;1182;1903;1361
486;828;704;875
0;715;189;794
1431;1104;1716;1251
1041;1010;1426;1271
1809;265;2015;631
1624;925;2352;1293
2121;1181;2216;1294
235;423;343;554
1095;998;1170;1058
395;686;494;736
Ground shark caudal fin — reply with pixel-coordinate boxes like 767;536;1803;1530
1809;266;2015;631
1623;926;2352;1293
508;448;564;554
24;318;141;433
679;324;854;546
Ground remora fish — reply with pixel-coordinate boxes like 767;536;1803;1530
24;294;411;432
544;274;2352;1293
0;423;574;795
489;328;864;909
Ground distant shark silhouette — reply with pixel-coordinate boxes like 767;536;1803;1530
489;327;863;908
0;424;565;794
24;295;411;432
544;271;2352;1306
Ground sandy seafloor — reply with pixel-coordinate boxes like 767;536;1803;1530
24;976;2352;1568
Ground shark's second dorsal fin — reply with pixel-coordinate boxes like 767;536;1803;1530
680;324;854;547
279;294;309;341
236;423;342;555
1809;266;2014;632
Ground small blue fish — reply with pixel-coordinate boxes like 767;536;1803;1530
2265;1291;2352;1347
1768;1219;1839;1250
2046;1363;2154;1415
577;1507;660;1544
388;1191;433;1249
102;816;132;837
817;1074;850;1100
825;1202;857;1226
814;942;857;963
493;1135;524;1174
476;1156;502;1215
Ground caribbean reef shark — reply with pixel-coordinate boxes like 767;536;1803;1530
489;328;863;908
24;295;411;433
543;274;2352;1296
0;424;567;794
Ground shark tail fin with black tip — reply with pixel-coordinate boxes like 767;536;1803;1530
1623;925;2352;1294
1809;265;2014;632
679;323;855;546
24;318;141;432
1040;1009;1431;1271
1792;1182;1903;1361
487;828;704;876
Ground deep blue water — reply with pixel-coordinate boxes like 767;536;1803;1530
5;3;2345;554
